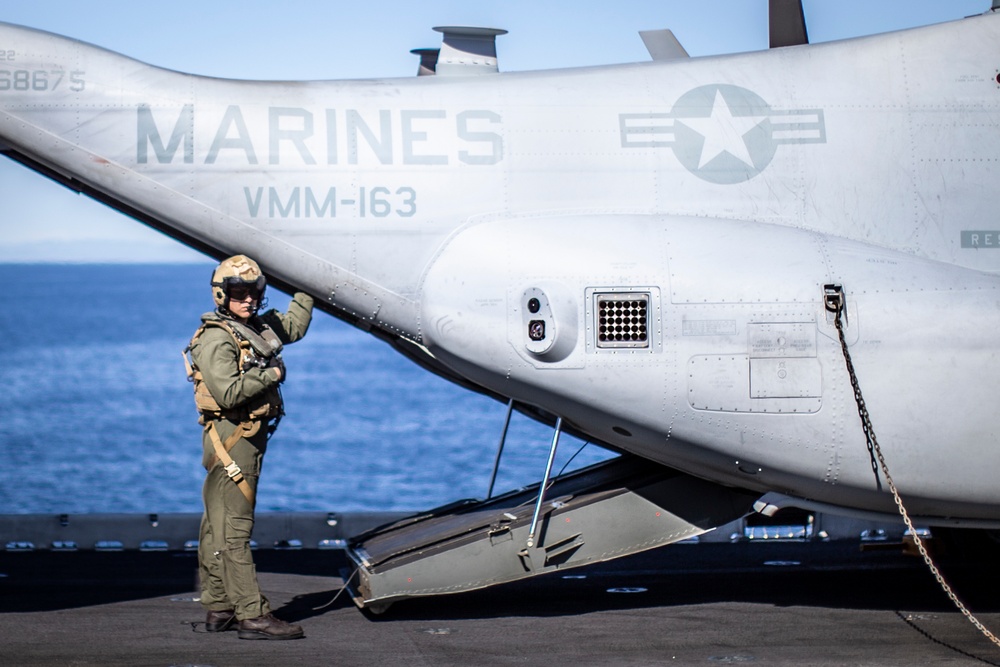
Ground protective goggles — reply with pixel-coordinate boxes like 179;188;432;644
220;275;266;301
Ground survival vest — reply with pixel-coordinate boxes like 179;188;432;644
183;312;285;425
183;312;286;505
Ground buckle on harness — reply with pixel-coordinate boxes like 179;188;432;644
224;461;243;480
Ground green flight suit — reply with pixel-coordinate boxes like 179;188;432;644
191;293;313;621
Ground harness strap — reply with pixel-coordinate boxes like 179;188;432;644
204;420;259;505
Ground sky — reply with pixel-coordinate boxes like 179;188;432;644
0;0;991;262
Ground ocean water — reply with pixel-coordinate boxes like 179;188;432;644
1;264;613;514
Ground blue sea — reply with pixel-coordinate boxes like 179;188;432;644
1;264;613;514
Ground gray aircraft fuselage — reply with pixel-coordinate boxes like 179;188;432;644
1;13;999;526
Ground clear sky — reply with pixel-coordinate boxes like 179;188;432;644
0;0;990;262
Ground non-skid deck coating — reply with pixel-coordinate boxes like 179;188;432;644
3;540;1000;666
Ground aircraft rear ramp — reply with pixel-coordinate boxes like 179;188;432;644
346;456;759;612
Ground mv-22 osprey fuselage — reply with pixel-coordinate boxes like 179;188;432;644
2;8;1000;602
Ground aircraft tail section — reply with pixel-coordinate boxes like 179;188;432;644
0;21;422;337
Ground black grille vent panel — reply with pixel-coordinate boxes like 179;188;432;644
596;293;649;348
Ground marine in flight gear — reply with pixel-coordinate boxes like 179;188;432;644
183;254;313;640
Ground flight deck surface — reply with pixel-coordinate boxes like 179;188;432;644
3;538;999;666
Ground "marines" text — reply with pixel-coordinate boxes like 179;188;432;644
137;105;503;167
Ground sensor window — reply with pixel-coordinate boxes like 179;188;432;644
528;320;546;341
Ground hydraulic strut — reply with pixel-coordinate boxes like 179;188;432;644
526;417;563;549
486;399;515;500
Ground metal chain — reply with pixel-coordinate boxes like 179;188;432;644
833;303;1000;648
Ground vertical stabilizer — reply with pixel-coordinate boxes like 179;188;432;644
639;29;689;61
769;0;809;47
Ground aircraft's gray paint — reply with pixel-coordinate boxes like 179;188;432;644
1;13;999;527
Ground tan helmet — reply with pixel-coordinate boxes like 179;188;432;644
211;254;267;311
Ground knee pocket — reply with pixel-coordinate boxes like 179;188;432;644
225;515;254;546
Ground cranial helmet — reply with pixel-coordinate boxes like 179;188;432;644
211;254;267;311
